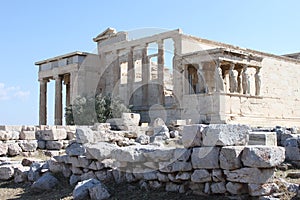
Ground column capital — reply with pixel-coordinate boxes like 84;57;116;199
38;78;49;83
54;74;62;80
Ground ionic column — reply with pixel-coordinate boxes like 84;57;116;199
242;65;250;94
39;78;48;125
70;71;78;103
157;40;165;105
229;63;237;93
142;44;149;106
255;67;261;96
54;75;63;125
127;47;134;105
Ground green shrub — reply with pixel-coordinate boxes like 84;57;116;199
65;94;131;125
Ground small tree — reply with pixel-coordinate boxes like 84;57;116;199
65;94;131;125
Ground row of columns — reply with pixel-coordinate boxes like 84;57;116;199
39;73;73;125
227;63;261;96
125;40;165;107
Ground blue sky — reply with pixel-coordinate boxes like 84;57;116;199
0;0;299;125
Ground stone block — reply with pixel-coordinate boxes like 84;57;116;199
202;124;250;146
47;158;63;173
111;146;145;163
248;132;277;146
81;171;96;181
0;143;8;155
136;135;150;145
46;140;64;150
84;142;117;161
122;113;140;126
39;128;67;141
28;162;42;182
248;183;278;196
174;148;191;161
219;146;244;170
66;142;86;156
226;182;248;194
175;172;191;180
181;124;205;148
18;140;38;152
0;165;14;180
165;182;180;192
70;174;81;186
8;143;22;156
73;178;100;200
224;168;275;184
14;166;29;183
76;127;94;144
0;125;22;132
91;123;111;131
191;147;220;169
88;181;111;200
37;140;46;149
241;146;285;168
191;169;211;183
31;172;59;191
159;161;192;173
212;169;225;182
285;146;300;161
0;131;13;141
143;147;175;162
211;182;226;194
19;131;36;140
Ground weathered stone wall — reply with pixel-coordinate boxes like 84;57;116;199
47;124;286;198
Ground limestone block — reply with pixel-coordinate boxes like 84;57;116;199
191;147;220;169
142;171;158;180
224;168;275;184
66;142;86;156
84;142;117;160
165;182;180;192
283;137;298;147
189;182;205;195
62;165;72;178
159;161;192;173
202;124;250;146
219;146;244;170
37;140;46;149
211;182;226;194
81;171;96;181
14;166;29;183
18;140;38;152
175;172;191;180
241;146;285;168
148;180;163;189
212;169;225;182
19;131;36;140
248;132;277;146
71;166;83;175
46;140;64;150
0;130;13;140
0;125;22;132
111;146;145;163
248;183;278;196
122;113;140;126
226;182;248;194
174;148;191;161
136;135;150;145
11;131;20;140
285;146;300;161
91;123;111;131
0;165;14;180
143;147;175;162
37;128;67;141
28;162;42;182
88;181;111;200
31;173;59;191
157;172;169;182
73;178;100;200
70;174;81;186
181;124;205;148
8;143;22;156
76;127;94;144
0;143;8;155
191;169;211;183
47;158;63;173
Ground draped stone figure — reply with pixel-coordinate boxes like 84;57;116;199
229;64;237;93
255;67;261;96
215;62;224;92
197;66;208;93
242;65;250;94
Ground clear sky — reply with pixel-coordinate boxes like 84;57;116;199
0;0;299;125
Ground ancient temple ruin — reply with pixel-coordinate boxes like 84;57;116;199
35;28;300;127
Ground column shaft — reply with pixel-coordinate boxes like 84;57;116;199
54;75;63;125
127;47;134;105
142;44;149;106
157;41;165;105
39;79;47;125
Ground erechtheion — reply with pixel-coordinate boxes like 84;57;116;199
35;28;300;127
